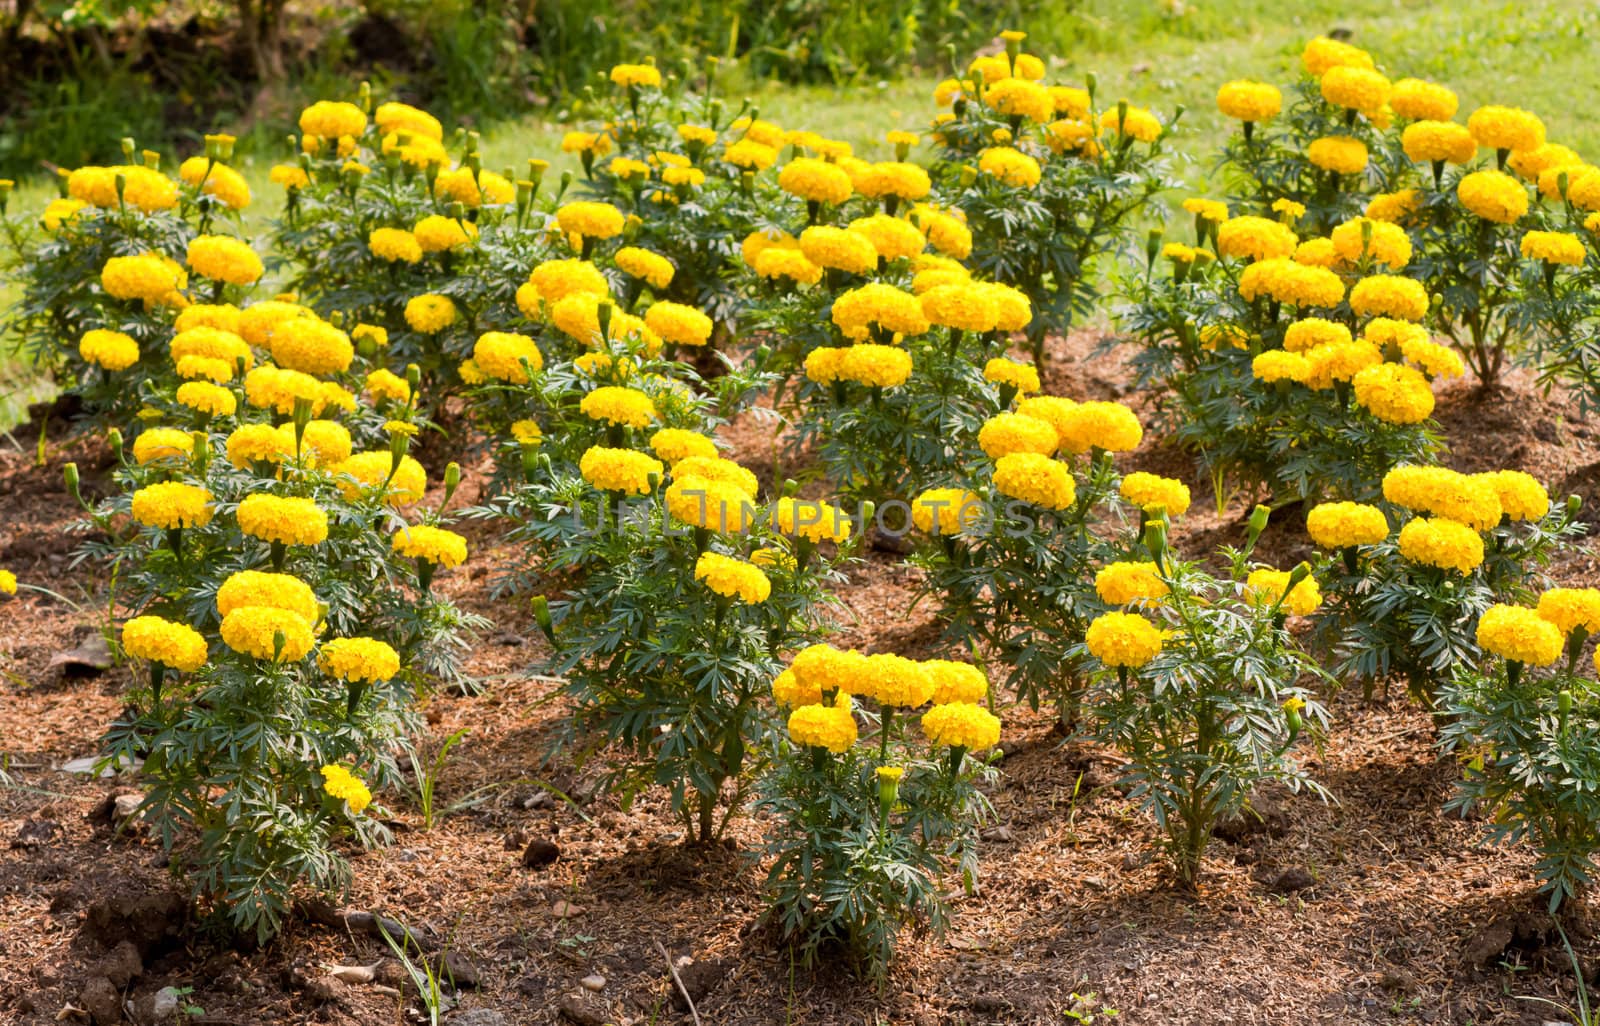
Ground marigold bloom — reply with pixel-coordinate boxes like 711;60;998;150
79;329;140;371
1397;517;1485;575
1521;230;1585;265
1056;401;1143;454
772;497;852;543
319;764;372;814
666;476;754;533
1120;472;1191;516
1095;561;1169;606
1458;169;1529;224
237;493;329;547
392;525;469;568
221;606;315;661
1349;275;1429;321
993;452;1075;509
923;660;989;705
788;696;858;753
1307;136;1368;175
1476;604;1563;666
186;235;263;285
122;615;208;672
218;570;319;623
1467;105;1545;153
578;446;662;495
131;482;213;529
1537;588;1600;636
1216;80;1282;121
921;702;1001;750
1086;612;1162;668
1383;465;1502;531
131;428;194;464
580;386;658;429
1245;568;1322;616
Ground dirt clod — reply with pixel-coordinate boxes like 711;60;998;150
520;837;560;868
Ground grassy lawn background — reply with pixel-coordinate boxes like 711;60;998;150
3;0;1597;429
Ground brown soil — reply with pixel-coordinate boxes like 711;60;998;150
2;331;1599;1025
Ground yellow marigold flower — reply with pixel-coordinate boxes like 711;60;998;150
1044;118;1101;158
1217;80;1282;121
1217;215;1298;262
1520;230;1585;265
798;225;879;274
1086;611;1162;668
983;358;1040;395
979;412;1058;458
556;201;626;241
131;427;194;464
848;214;925;262
851;653;932;708
122;615;207;672
993;452;1075;509
0;569;14;596
923;660;988;705
773;496;852;543
1330;217;1412;269
434;167;515;207
170;327;251;373
174;381;236;417
269;318;353;376
131;482;212;529
832;284;929;340
218;570;318;623
649;428;717;463
222;605;314;661
1349;275;1429;321
977;146;1042;188
1457;169;1528;224
1252;350;1311;384
175;355;232;383
1568;172;1600;212
1056;400;1143;454
1100;105;1162;142
237;300;313;347
237;493;328;547
771;668;820;709
1238;258;1346;308
1476;604;1563;666
1306;502;1389;549
1398;516;1486;574
319;765;372;815
790;643;866;696
294;420;350;467
1246;568;1323;616
175;303;241;334
613;247;674;290
666;475;754;533
510;420;543;446
778;156;853;205
578;445;662;495
859;161;931;201
177;157;251;209
1272;198;1307;222
754;247;823;285
1283;318;1351;354
835;344;912;388
922;701;1001;751
1389;78;1457;121
724;138;779;170
1321;65;1390;111
67;164;178;211
1095;560;1170;606
1288;238;1336;268
1120;472;1191;516
693;552;771;604
225;423;291;467
673;456;758;498
366;369;412;406
1301;338;1381;389
1399;337;1465;379
1302;36;1373;77
1383;466;1502;531
392;524;468;568
1353;363;1434;424
1508;143;1582;182
405;294;457;334
1198;323;1248;351
985;77;1054;122
42;197;88;231
185;235;263;286
610;62;661;89
911;487;984;535
1537;588;1600;636
1183;197;1229;223
102;252;186;303
580;386;657;429
1477;470;1549;522
561;130;613;155
242;365;330;416
1366;189;1422;224
788;696;858;753
79;329;140;371
413;214;478;253
369;227;423;264
637;302;710;348
334;451;427;504
1467;105;1545;153
529;259;610;306
299;100;367;140
1307;136;1368;175
920;283;1001;333
375;101;443;141
473;331;543;383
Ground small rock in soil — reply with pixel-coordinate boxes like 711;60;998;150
557;992;609;1026
305;976;348;1003
49;633;113;676
79;975;121;1025
579;974;606;992
1266;867;1315;894
448;1010;508;1026
94;940;143;989
431;950;483;989
552;900;584;918
521;838;560;869
84;886;189;958
12;817;59;848
62;754;142;777
375;959;409;987
980;824;1014;843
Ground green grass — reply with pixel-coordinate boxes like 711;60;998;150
5;0;1600;430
